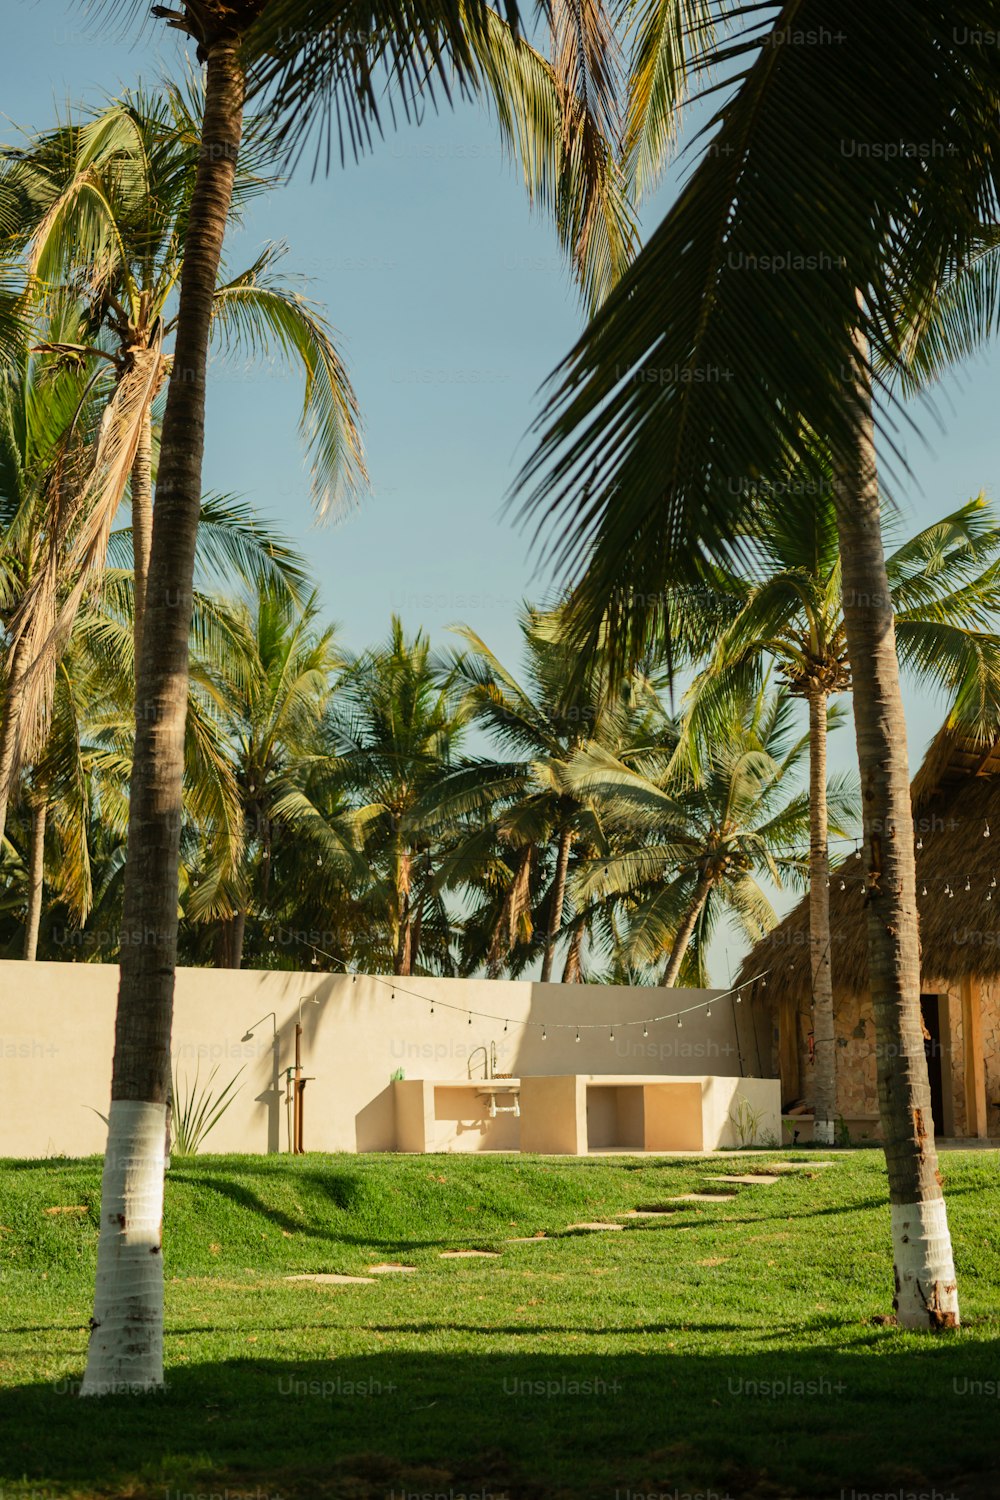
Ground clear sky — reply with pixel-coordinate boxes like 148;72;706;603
6;0;1000;981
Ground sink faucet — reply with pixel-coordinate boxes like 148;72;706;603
490;1040;498;1079
468;1045;489;1080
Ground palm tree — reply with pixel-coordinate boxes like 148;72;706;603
686;489;1000;1143
329;617;469;976
442;605;667;980
567;685;855;986
515;0;1000;1331
64;0;636;1392
0;84;364;714
183;586;363;969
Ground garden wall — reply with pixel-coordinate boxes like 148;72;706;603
0;960;773;1157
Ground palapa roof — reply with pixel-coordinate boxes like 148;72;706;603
737;723;1000;1004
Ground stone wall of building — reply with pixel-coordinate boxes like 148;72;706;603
787;974;1000;1140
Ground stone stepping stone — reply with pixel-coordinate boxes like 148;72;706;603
616;1209;676;1218
507;1235;550;1242
285;1273;374;1285
439;1249;501;1258
712;1174;781;1186
565;1221;624;1232
367;1263;417;1274
668;1193;735;1204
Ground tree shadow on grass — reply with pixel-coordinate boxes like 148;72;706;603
2;1342;999;1500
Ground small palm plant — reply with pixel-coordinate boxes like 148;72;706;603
170;1059;245;1156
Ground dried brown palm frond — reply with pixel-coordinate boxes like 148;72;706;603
485;841;534;974
4;340;167;789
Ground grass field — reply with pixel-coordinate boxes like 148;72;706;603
1;1148;999;1499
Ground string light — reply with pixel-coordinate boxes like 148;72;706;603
986;823;992;838
677;1015;683;1028
917;837;923;850
293;935;767;1042
922;884;928;896
609;1026;615;1041
839;879;846;890
965;876;972;891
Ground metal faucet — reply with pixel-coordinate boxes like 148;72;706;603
468;1045;490;1080
490;1040;498;1079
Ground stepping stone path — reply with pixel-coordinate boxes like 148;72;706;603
367;1263;417;1274
712;1174;781;1186
285;1273;374;1285
565;1221;624;1232
439;1249;501;1258
507;1235;550;1242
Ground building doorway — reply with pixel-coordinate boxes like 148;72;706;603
920;995;945;1137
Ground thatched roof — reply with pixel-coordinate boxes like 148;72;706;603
738;723;1000;1005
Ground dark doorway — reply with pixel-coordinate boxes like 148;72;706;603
920;995;945;1137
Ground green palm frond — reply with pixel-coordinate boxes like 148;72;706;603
210;243;367;515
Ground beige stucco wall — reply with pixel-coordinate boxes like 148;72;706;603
0;960;770;1158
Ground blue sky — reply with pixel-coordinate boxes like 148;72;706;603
6;0;1000;980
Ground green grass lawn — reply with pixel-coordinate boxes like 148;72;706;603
1;1149;999;1499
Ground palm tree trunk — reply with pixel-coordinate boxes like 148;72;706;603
833;339;958;1330
661;872;711;987
561;922;583;982
540;826;573;981
807;686;837;1145
0;635;29;848
130;406;154;665
395;846;413;976
22;798;46;961
214;911;246;970
81;37;246;1397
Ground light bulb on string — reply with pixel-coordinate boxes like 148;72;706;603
468;1012;472;1026
839;879;846;890
921;884;928;896
676;1015;683;1029
609;1026;615;1041
706;1005;712;1018
916;837;923;850
642;1023;648;1038
575;1028;581;1043
965;876;972;891
541;1024;547;1041
736;990;743;1003
986;822;991;838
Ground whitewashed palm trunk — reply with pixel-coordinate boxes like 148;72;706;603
835;328;958;1329
81;1101;166;1394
